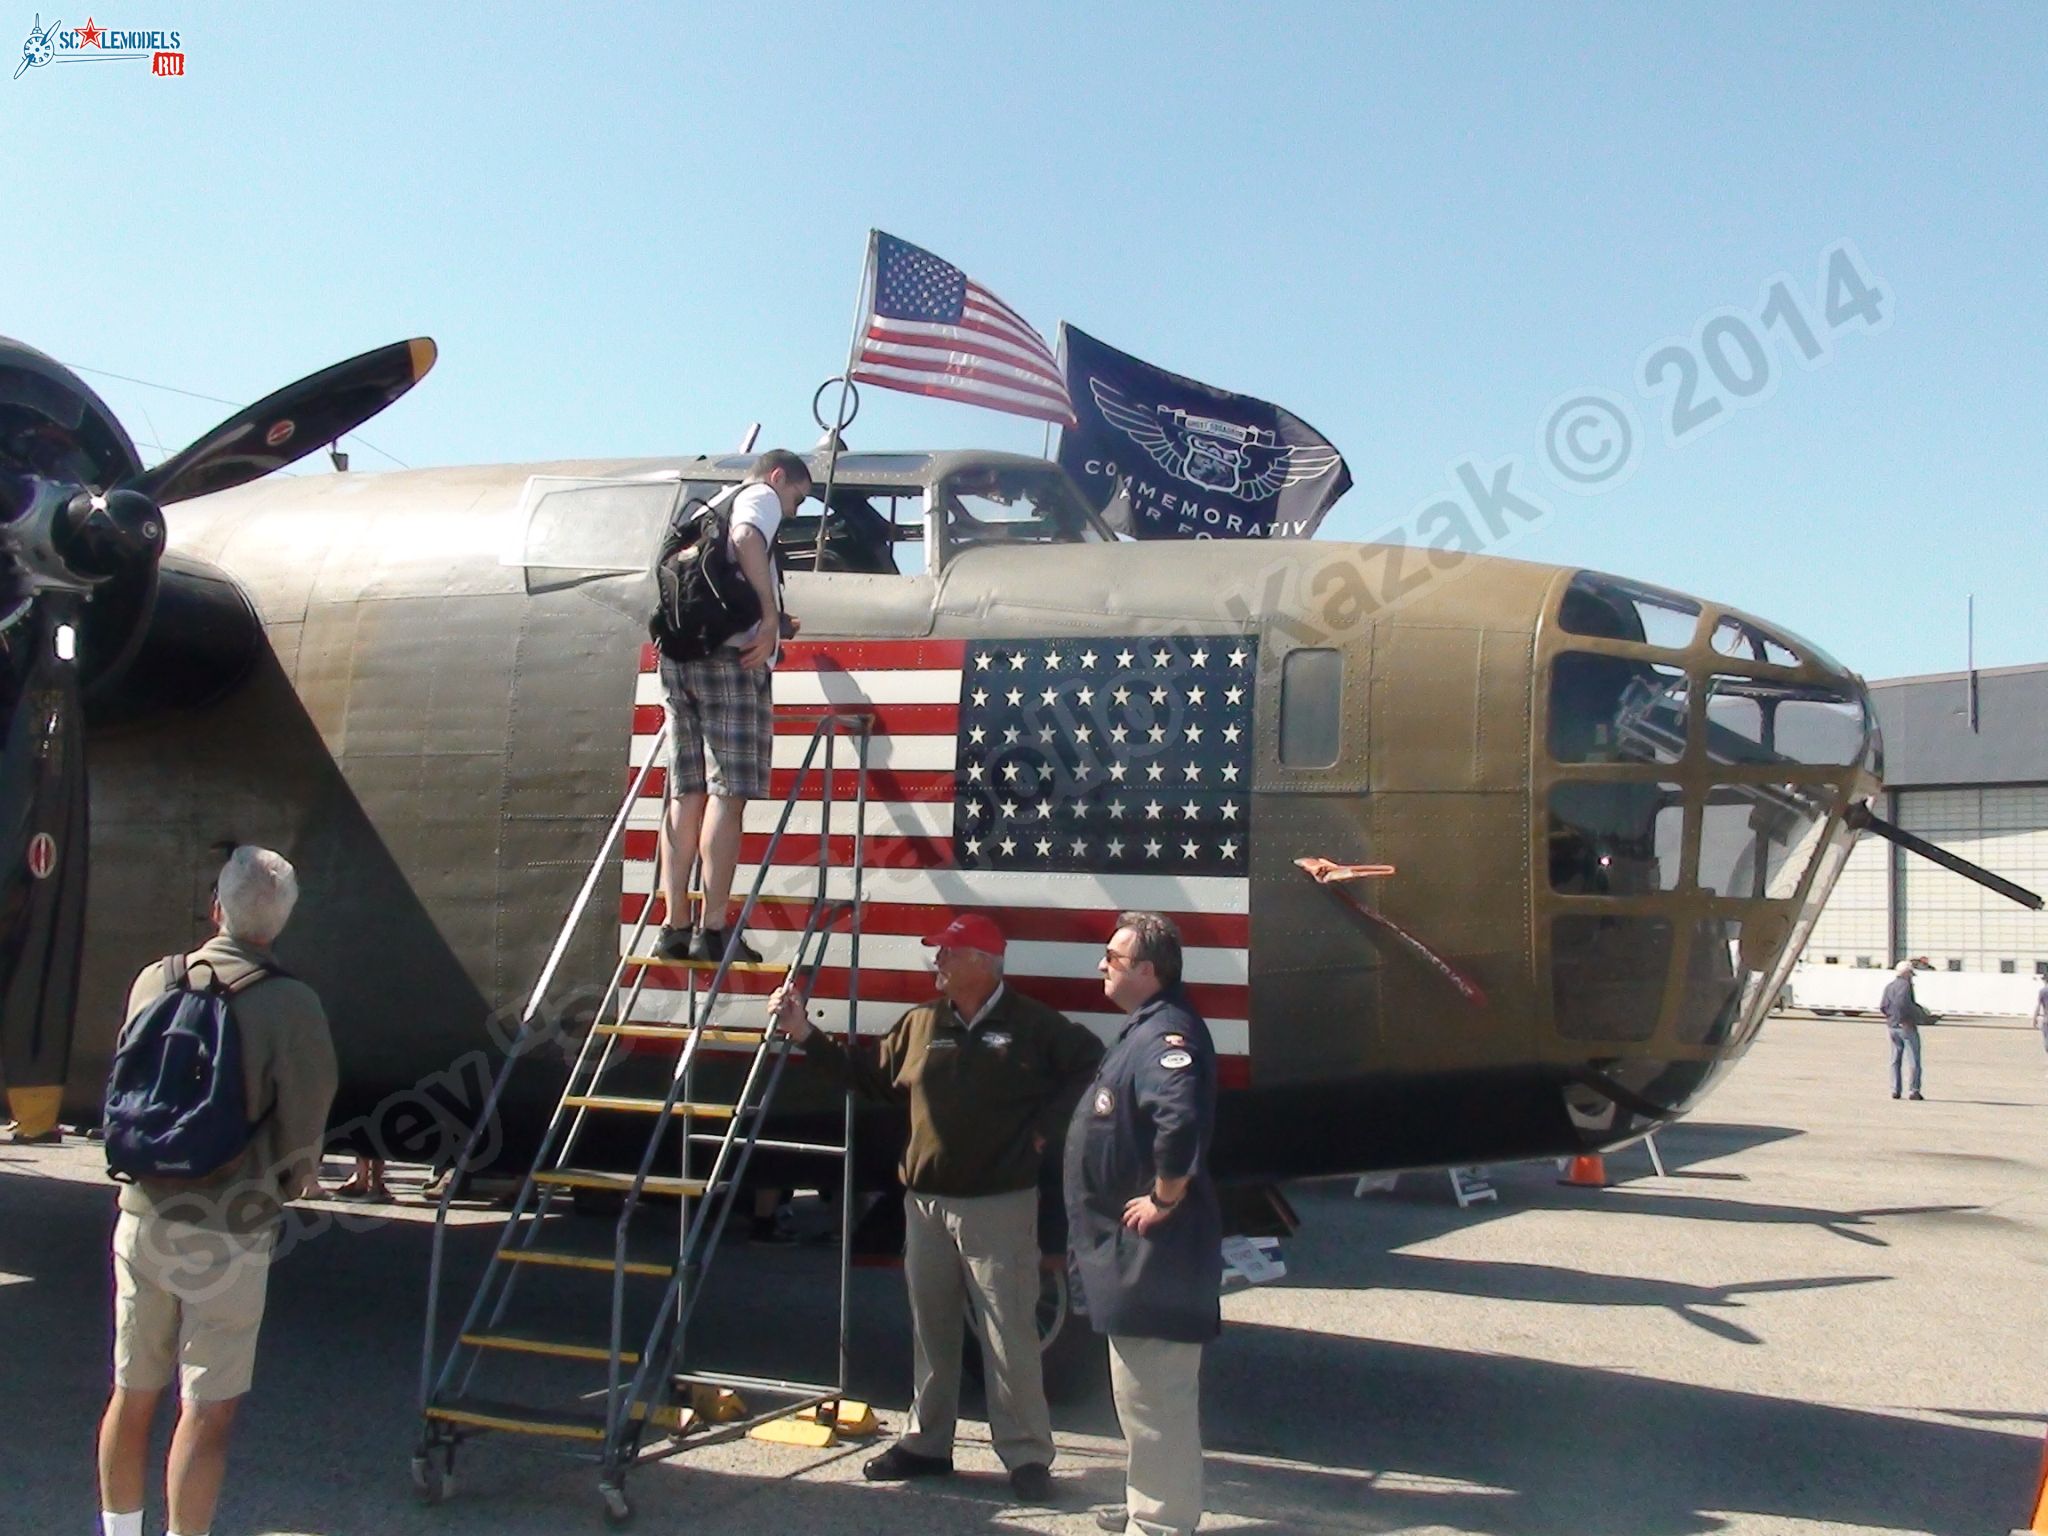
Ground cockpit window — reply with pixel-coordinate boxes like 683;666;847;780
1704;676;1870;767
1711;616;1800;667
1551;915;1672;1041
939;466;1113;551
1558;572;1701;651
776;489;925;575
1548;781;1685;894
1549;652;1689;764
1697;781;1831;900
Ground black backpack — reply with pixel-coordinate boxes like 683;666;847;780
649;496;766;663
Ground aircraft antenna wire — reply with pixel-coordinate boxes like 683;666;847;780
61;361;413;469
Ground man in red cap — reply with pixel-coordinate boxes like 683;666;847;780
768;913;1103;1503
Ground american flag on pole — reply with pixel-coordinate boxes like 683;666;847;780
848;231;1077;428
625;636;1252;1085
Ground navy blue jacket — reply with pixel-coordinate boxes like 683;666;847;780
1063;987;1222;1343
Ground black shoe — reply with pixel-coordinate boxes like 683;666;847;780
1908;1091;1924;1100
863;1443;953;1482
653;925;693;962
1009;1462;1053;1502
749;1215;798;1246
688;927;762;965
1095;1510;1129;1534
1890;1091;1901;1099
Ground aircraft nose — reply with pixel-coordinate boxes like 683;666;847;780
1539;578;1883;1133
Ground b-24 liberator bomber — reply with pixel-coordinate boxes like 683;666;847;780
5;334;2028;1190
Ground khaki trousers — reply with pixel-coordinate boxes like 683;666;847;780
900;1187;1054;1469
1109;1333;1205;1536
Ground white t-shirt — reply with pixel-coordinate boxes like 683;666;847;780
724;482;783;648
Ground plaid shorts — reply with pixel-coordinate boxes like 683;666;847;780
661;650;774;799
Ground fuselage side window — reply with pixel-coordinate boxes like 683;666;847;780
1278;646;1342;769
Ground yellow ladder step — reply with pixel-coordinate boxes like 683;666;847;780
424;1399;605;1442
460;1331;640;1365
534;1169;707;1198
497;1249;669;1278
563;1095;737;1118
625;956;791;974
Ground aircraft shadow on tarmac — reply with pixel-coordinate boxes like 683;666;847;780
1319;1251;1888;1345
1201;1319;2038;1536
7;1152;2039;1536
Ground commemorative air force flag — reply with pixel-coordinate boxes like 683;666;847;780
1057;324;1351;540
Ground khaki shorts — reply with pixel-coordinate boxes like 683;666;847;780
112;1209;276;1401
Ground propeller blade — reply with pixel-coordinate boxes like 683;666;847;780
1847;802;2044;911
0;598;89;1137
128;337;437;506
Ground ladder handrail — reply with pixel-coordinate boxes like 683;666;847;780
420;716;670;1413
598;710;871;1449
418;695;876;1497
607;887;856;1446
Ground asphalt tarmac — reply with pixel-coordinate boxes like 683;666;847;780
5;1011;2045;1536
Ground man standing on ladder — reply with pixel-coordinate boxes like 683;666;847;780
767;914;1104;1503
654;449;810;964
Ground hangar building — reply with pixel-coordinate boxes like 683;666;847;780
1805;662;2048;979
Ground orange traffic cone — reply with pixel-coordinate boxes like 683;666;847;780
1558;1153;1609;1188
2015;1429;2048;1532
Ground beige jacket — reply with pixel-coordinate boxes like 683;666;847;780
116;933;337;1235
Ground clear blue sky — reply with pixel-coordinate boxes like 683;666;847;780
7;2;2042;680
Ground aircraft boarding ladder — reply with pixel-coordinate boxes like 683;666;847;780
414;703;874;1524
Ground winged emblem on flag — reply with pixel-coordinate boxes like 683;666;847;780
1088;378;1345;502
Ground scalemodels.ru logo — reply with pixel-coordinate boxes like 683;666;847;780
15;13;185;78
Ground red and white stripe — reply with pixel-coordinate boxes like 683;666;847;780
624;640;1250;1085
853;282;1077;428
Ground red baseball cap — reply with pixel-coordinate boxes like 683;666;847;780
921;913;1007;958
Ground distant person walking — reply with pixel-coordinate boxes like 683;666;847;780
1882;960;1927;1100
96;847;337;1536
2034;974;2048;1062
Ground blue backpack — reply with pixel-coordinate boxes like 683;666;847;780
104;955;280;1182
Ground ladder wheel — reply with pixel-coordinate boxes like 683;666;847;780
600;1483;632;1525
410;1453;454;1505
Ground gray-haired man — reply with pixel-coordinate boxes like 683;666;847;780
96;847;336;1536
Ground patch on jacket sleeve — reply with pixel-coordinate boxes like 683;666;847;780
1162;1033;1187;1046
1158;1049;1194;1070
1093;1087;1116;1117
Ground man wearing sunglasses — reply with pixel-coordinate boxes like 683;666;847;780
767;912;1103;1503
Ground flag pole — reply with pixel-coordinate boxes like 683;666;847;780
1044;321;1065;459
812;231;876;574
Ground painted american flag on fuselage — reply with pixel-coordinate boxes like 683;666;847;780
624;636;1255;1085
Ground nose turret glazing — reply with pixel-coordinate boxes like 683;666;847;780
1536;572;1881;1132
